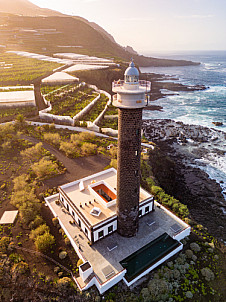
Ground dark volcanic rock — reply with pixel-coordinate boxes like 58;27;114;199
143;119;226;242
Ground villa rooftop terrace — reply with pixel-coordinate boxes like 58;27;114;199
59;168;151;227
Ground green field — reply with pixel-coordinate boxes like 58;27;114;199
0;106;37;119
0;53;62;85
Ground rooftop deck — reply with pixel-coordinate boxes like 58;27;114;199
59;168;151;227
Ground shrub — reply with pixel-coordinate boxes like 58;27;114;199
20;142;43;161
64;237;71;246
190;242;201;252
43;133;61;146
77;259;83;267
56;277;72;288
110;159;117;169
59;141;80;157
201;267;215;281
78;132;95;141
59;251;67;259
11;262;29;277
0;236;10;253
29;215;44;230
52;217;59;226
31;158;58;179
109;146;117;159
185;291;193;299
19;201;41;224
34;232;55;252
30;224;50;240
148;278;169;301
81;142;97;155
185;249;193;259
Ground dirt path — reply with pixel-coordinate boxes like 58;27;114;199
22;135;110;187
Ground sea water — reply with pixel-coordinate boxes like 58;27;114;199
140;51;226;201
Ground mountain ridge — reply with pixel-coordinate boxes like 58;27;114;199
0;0;199;67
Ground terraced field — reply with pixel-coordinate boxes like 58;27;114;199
47;85;98;118
0;53;62;85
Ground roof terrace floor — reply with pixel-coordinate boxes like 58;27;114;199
47;195;186;284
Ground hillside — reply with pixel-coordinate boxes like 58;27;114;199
0;0;199;67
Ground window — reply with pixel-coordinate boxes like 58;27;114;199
66;204;69;211
108;225;113;233
78;219;81;227
145;206;149;213
98;230;104;239
61;197;64;202
72;211;75;217
85;228;88;234
135;150;138;156
139;210;142;217
135;170;138;176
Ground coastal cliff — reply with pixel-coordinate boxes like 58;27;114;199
143;119;226;242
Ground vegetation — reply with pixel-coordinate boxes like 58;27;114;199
0;53;62;85
0;106;36;120
99;116;118;130
41;84;66;95
49;87;98;118
84;93;109;122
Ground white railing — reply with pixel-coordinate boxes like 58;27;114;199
112;80;151;90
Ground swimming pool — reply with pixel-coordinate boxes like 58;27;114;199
120;233;181;282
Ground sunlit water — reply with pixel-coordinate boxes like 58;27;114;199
140;51;226;200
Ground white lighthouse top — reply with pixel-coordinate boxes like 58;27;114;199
112;60;151;109
124;60;139;83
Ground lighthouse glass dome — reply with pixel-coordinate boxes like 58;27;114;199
124;61;139;83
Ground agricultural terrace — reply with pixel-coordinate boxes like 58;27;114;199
41;85;68;96
0;53;62;85
0;106;37;121
83;93;109;122
98;103;118;130
48;85;99;118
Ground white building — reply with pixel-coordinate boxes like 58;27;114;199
58;168;154;244
45;168;190;294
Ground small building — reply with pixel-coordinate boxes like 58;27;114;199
58;168;154;244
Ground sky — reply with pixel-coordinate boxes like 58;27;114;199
29;0;226;54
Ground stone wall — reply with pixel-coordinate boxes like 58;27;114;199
117;108;143;237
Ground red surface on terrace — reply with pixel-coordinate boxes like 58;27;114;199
93;184;116;203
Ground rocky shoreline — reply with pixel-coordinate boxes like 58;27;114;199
142;119;226;242
140;72;206;104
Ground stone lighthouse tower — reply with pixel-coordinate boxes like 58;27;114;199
112;60;151;237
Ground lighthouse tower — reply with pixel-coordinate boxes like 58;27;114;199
112;60;151;237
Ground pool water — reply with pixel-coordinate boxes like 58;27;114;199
120;233;181;281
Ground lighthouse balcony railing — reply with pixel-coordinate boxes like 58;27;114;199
113;93;148;106
112;80;151;90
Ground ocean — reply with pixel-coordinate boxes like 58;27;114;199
140;51;226;204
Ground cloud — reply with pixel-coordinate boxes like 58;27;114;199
176;14;215;19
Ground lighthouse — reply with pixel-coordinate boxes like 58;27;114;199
112;60;151;237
